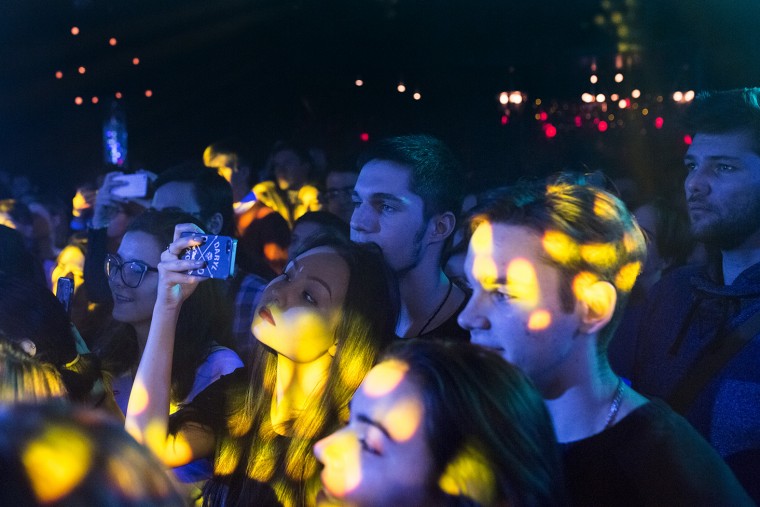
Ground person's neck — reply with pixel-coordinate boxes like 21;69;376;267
721;231;760;285
271;353;332;433
542;339;646;443
396;256;451;338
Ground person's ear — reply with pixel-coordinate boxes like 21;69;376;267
577;280;617;335
206;212;224;235
428;211;457;244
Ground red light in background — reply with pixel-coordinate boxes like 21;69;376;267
543;123;557;138
55;71;63;79
78;66;86;74
115;92;123;99
598;121;608;132
360;132;370;142
575;116;582;127
145;90;153;97
91;96;99;104
74;97;83;105
539;111;548;121
109;38;118;46
501;115;508;125
593;118;600;125
684;135;693;145
654;117;664;129
132;57;140;65
71;27;80;36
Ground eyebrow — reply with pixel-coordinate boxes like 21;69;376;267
291;260;333;298
352;191;409;205
355;413;393;441
684;154;743;162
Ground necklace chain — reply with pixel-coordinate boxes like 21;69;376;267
604;378;625;429
418;279;453;336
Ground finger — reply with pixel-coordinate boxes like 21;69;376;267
165;235;205;258
159;257;205;274
173;222;206;242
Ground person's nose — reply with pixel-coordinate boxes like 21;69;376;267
457;294;491;331
350;202;377;234
684;165;711;199
314;428;353;465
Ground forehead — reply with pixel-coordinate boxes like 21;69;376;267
687;130;758;158
468;223;542;268
466;223;558;286
355;160;415;197
326;171;358;188
151;181;200;212
291;249;350;282
354;361;425;438
117;231;162;262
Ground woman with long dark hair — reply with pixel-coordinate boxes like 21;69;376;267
126;226;398;506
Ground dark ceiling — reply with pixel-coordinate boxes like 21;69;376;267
1;0;759;190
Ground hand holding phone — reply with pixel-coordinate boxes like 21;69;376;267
111;173;148;198
180;232;237;279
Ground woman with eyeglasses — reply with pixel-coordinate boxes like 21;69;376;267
100;209;243;490
101;209;242;416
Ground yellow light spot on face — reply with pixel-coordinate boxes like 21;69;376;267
542;230;579;265
361;360;408;398
317;430;363;497
506;258;540;308
528;309;552;331
383;396;424;442
21;426;92;503
438;443;496;506
580;242;618;268
470;222;493;255
615;261;641;292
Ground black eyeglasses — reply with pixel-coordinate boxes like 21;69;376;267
105;254;158;288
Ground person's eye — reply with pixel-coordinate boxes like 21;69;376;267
684;161;696;173
715;163;737;173
380;203;396;213
359;438;381;456
493;290;514;303
351;198;362;209
303;291;317;305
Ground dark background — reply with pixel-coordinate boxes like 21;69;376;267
2;0;759;197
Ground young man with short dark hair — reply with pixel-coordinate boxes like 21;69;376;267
628;88;760;501
351;135;469;339
458;180;751;505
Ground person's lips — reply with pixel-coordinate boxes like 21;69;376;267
112;293;133;303
259;307;276;326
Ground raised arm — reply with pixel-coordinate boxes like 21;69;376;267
124;223;215;467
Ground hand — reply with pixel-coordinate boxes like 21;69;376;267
155;223;208;310
91;171;129;229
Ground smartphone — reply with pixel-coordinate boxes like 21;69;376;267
180;232;238;279
56;277;75;318
112;173;148;198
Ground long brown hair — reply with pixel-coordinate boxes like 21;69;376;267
204;235;398;506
